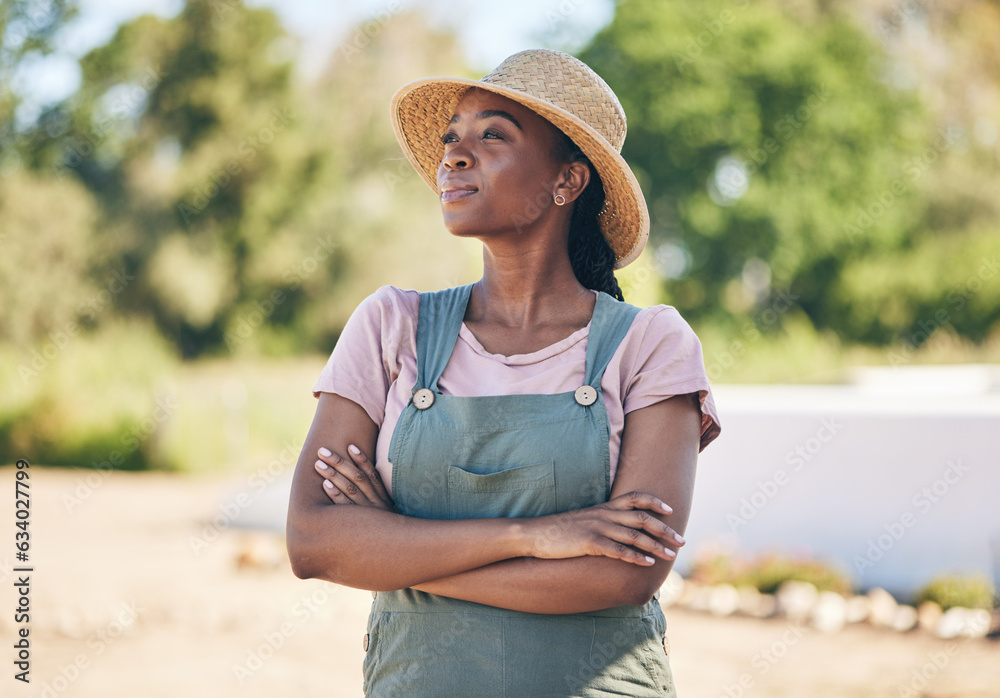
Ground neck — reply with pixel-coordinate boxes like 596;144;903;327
466;245;594;329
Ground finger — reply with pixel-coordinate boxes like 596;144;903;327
317;447;379;504
346;444;392;502
314;456;366;505
605;491;673;515
322;479;356;504
602;521;678;562
315;461;354;505
604;508;685;548
589;535;658;566
325;465;373;505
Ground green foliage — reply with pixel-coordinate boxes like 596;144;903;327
740;552;853;595
0;318;182;470
578;0;999;347
691;549;853;594
914;573;997;611
0;172;102;347
1;0;78;146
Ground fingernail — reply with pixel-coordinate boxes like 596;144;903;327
315;460;328;470
348;444;360;455
664;547;676;558
323;480;333;489
644;556;655;564
675;535;685;545
659;502;672;513
318;447;331;457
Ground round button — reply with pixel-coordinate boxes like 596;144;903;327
363;633;370;651
413;388;435;409
662;635;670;655
574;385;597;406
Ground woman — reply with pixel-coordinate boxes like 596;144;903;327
286;49;721;697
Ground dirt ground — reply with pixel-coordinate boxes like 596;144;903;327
1;466;997;698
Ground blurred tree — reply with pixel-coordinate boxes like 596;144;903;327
829;0;1000;348
0;172;100;349
15;2;474;359
15;0;309;358
0;0;77;165
0;1;101;351
579;0;998;346
5;0;996;363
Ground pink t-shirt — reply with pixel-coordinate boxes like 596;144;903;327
312;285;721;497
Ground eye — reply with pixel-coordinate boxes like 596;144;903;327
441;131;457;144
482;128;503;140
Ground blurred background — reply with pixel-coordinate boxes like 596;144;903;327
1;0;998;696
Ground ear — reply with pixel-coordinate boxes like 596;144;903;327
553;160;591;205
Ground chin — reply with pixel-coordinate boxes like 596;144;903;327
441;212;487;239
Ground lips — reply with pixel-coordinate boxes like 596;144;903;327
440;185;478;203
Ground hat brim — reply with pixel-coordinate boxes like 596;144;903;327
390;77;649;270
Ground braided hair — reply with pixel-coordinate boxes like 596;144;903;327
553;133;625;302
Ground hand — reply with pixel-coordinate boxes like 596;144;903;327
314;444;398;513
526;491;684;566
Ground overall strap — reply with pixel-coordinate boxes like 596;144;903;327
413;282;475;394
583;291;642;388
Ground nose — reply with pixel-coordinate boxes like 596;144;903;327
440;144;474;171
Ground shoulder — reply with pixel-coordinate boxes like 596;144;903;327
614;301;709;400
614;301;721;450
366;284;420;311
621;301;704;360
348;284;420;326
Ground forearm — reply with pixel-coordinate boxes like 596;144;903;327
412;554;674;614
287;505;530;591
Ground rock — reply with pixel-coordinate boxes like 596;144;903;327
659;571;684;607
845;595;870;623
959;609;992;638
935;606;991;639
776;580;819;622
867;587;898;628
811;591;848;632
708;584;741;616
891;605;918;632
917;601;943;633
936;607;970;639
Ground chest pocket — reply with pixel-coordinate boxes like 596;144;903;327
447;459;556;519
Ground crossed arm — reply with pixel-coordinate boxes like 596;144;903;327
285;391;701;614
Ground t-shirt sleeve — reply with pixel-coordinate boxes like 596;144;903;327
311;285;408;427
621;305;721;452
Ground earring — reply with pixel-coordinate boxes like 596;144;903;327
554;194;567;206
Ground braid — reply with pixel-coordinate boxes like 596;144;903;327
556;134;625;302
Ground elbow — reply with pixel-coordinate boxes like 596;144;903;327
289;555;315;581
285;527;319;580
628;585;657;607
628;562;676;607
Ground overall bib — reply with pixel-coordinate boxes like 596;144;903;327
364;283;676;698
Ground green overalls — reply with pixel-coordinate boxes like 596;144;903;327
363;282;677;697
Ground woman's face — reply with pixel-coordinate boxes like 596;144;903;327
436;88;572;240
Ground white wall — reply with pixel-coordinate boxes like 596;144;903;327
684;367;1000;600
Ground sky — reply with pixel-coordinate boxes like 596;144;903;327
12;0;615;121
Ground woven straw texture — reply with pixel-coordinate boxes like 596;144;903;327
390;49;649;269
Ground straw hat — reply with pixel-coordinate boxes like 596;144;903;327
390;49;649;269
